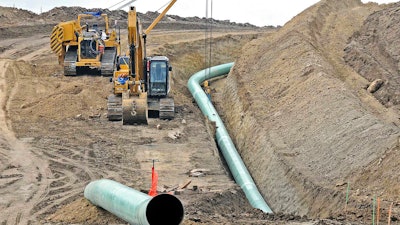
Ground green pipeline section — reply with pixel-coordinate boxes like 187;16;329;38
84;179;184;225
187;62;273;213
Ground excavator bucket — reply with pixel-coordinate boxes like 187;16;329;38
122;93;148;125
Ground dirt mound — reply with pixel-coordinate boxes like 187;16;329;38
221;0;400;221
46;198;124;224
0;6;39;27
0;5;261;31
40;6;259;28
39;6;128;24
0;5;266;40
344;2;400;107
3;60;108;122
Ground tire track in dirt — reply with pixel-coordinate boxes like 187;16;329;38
1;41;99;222
26;132;141;219
0;59;51;224
0;57;92;222
30;145;97;217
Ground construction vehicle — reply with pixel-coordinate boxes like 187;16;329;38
107;1;176;125
50;12;119;76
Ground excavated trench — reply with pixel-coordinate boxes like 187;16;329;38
220;0;400;219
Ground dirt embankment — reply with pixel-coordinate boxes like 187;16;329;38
221;0;400;222
0;7;39;26
343;0;400;213
344;2;400;107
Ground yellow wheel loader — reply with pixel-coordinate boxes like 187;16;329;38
50;12;120;76
107;1;176;125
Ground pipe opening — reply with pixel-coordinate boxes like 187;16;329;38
146;194;184;225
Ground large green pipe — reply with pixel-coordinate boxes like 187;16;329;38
84;179;184;225
187;62;273;213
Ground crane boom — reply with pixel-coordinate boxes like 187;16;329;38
144;0;177;35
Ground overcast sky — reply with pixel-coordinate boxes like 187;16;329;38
0;0;398;26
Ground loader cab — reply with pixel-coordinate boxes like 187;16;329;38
147;56;171;97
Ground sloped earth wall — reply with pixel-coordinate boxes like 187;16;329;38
221;0;400;219
344;2;400;107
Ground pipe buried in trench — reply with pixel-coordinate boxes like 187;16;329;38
84;179;184;225
187;62;273;213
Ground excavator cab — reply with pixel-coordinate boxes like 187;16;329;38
107;2;177;125
145;56;174;120
147;56;171;97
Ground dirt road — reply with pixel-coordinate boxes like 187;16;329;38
0;59;51;224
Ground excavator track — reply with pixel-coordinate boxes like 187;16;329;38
122;94;148;125
159;97;175;120
101;48;116;76
107;94;122;121
64;47;77;76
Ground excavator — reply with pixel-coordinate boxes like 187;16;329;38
50;12;119;76
107;0;176;125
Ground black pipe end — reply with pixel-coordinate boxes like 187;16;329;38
146;194;184;225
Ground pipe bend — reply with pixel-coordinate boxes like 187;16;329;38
187;63;273;213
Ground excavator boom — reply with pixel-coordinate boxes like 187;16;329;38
107;2;177;125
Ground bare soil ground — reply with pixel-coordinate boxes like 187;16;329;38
0;30;265;224
1;1;400;224
0;6;293;224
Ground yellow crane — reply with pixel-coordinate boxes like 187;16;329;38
50;12;120;76
108;0;177;124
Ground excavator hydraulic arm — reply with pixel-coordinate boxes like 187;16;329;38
109;1;177;125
